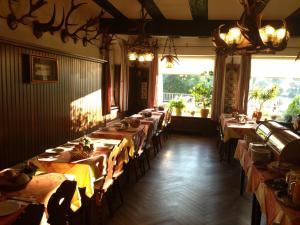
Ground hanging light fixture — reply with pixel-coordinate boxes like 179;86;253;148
127;6;158;62
160;37;179;68
212;0;289;54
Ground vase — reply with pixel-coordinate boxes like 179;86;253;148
175;108;182;116
200;108;209;118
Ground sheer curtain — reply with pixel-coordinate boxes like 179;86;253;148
211;51;227;120
236;54;252;114
148;51;158;108
118;39;129;112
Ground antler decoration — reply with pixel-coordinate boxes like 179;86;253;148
6;0;47;30
81;11;105;47
100;29;114;51
61;1;105;47
33;6;65;39
60;0;86;44
213;0;289;54
237;0;264;47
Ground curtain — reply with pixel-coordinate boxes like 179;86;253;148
236;54;252;114
211;50;227;121
102;49;111;115
118;39;129;112
148;51;158;108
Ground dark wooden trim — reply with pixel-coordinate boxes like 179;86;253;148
100;19;297;36
0;36;106;63
286;8;300;21
188;0;208;21
93;0;128;21
138;0;166;21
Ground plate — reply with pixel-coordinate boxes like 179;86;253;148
45;148;64;153
0;200;20;216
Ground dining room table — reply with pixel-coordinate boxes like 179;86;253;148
234;140;300;225
220;113;258;142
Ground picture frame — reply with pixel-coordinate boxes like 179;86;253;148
30;55;58;83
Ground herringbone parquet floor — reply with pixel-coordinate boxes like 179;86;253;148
105;134;254;225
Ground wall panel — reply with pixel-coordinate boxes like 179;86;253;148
0;41;104;169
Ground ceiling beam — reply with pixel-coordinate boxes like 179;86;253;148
286;8;300;22
100;19;298;37
138;0;166;21
93;0;128;21
188;0;208;21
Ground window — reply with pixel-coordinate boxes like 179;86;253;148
248;57;300;122
157;56;215;116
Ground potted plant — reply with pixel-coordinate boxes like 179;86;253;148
169;99;185;116
190;76;213;118
249;85;279;121
285;95;300;121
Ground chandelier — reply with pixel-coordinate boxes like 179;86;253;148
161;37;179;68
212;0;289;54
127;6;158;62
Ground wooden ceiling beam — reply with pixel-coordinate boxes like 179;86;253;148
138;0;166;21
100;19;300;37
286;8;300;22
188;0;208;21
93;0;128;21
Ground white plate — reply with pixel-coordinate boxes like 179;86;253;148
0;200;20;216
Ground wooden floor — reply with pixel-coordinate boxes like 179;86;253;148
105;134;253;225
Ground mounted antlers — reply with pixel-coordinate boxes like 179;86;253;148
61;0;105;47
61;0;86;43
6;0;47;30
2;0;110;47
33;6;65;39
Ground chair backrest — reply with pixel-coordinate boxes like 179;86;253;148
163;108;172;128
144;123;154;148
47;180;77;225
156;112;165;131
113;144;129;177
12;204;44;225
103;144;123;184
132;130;146;155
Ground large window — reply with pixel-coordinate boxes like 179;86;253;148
248;57;300;122
157;56;215;115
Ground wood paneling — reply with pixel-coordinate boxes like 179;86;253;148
0;41;104;169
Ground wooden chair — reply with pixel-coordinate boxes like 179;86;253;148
94;143;126;215
141;122;155;171
47;180;79;225
217;122;227;162
152;112;166;154
131;130;147;181
12;204;44;225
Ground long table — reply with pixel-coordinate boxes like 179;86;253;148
0;111;163;224
234;140;300;225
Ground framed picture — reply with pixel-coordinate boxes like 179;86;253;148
30;55;58;83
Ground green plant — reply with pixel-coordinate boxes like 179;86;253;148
189;76;213;109
285;95;300;118
169;99;185;109
249;85;279;111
